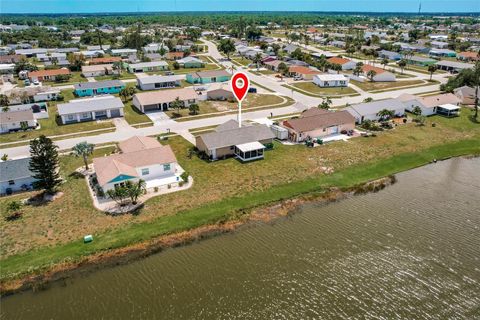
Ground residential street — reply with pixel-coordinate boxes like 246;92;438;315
0;39;453;159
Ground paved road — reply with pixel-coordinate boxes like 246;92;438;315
0;39;451;159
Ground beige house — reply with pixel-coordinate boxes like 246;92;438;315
81;64;113;77
282;108;355;142
132;87;202;113
196;120;275;161
454;86;479;105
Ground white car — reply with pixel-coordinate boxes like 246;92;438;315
32;79;40;85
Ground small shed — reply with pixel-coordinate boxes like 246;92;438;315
271;125;288;140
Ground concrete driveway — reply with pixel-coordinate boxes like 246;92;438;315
146;111;176;125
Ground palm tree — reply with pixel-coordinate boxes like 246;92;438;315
398;59;407;74
376;109;395;122
367;69;377;82
72;141;94;170
319;97;332;110
188;103;200;115
427;65;437;81
125;179;146;205
171;97;183;115
0;94;9;112
333;64;342;74
253;52;262;70
381;58;389;69
112;61;122;75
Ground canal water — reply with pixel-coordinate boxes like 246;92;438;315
1;157;479;319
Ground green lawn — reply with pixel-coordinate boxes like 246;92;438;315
123;101;153;125
165;94;288;119
1;109;479;282
290;82;358;96
0;90;115;145
94;72;137;81
232;57;252;67
350;79;433;92
50;72;87;87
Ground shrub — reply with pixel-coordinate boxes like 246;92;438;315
180;171;189;182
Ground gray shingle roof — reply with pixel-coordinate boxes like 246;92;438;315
346;99;405;117
0;158;34;182
57;96;124;115
198;121;275;150
73;80;125;90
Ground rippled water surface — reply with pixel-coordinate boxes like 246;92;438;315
2;157;479;319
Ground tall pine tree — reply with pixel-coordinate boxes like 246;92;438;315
29;135;61;194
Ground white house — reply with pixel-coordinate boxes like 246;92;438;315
136;75;183;91
0;110;37;133
57;96;124;124
398;93;461;116
81;64;113;77
93;136;182;192
327;57;356;70
313;74;349;87
345;98;405;123
0;158;37;194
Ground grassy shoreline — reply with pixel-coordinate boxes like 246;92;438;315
1;137;479;291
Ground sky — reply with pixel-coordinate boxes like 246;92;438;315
1;0;479;14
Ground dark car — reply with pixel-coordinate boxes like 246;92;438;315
248;87;257;93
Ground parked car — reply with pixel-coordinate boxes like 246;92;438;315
165;71;175;76
24;79;30;86
293;76;303;81
33;79;40;85
248;87;257;93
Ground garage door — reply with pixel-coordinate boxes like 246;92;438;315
110;109;121;118
143;104;160;112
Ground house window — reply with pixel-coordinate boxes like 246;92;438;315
82;112;90;118
67;114;75;120
163;164;171;171
8;180;15;185
141;168;149;176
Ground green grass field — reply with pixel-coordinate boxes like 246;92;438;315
290;82;358;96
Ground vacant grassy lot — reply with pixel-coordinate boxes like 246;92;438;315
1;108;479;283
232;57;252;67
0;90;115;145
290;82;358;96
350;79;430;92
94;72;137;81
50;72;87;87
165;94;287;119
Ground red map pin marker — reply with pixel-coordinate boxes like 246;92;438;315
231;72;250;102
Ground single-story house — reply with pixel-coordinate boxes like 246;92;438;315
89;57;122;65
263;60;291;72
345;98;405;123
81;64;114;77
33;89;61;103
288;66;321;80
0;64;15;74
429;49;457;58
132;87;201;112
37;52;66;62
313;74;349;87
378;50;402;61
110;48;137;57
177;56;204;68
136;75;183;91
93;136;180;192
0;158;37;195
145;53;163;61
454;86;479;105
79;50;105;58
435;60;475;72
196;120;275;161
0;54;24;64
327;57;356;70
206;83;234;101
430;41;449;49
87;45;111;51
28;68;71;82
329;40;347;49
3;102;49;119
74;80;125;97
399;93;461;116
14;48;48;57
457;51;479;62
360;65;396;82
283;44;300;54
125;61;169;73
186;70;231;84
404;56;437;67
282;108;355;142
166;52;184;60
0;110;37;133
57;96;124;124
143;43;169;54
